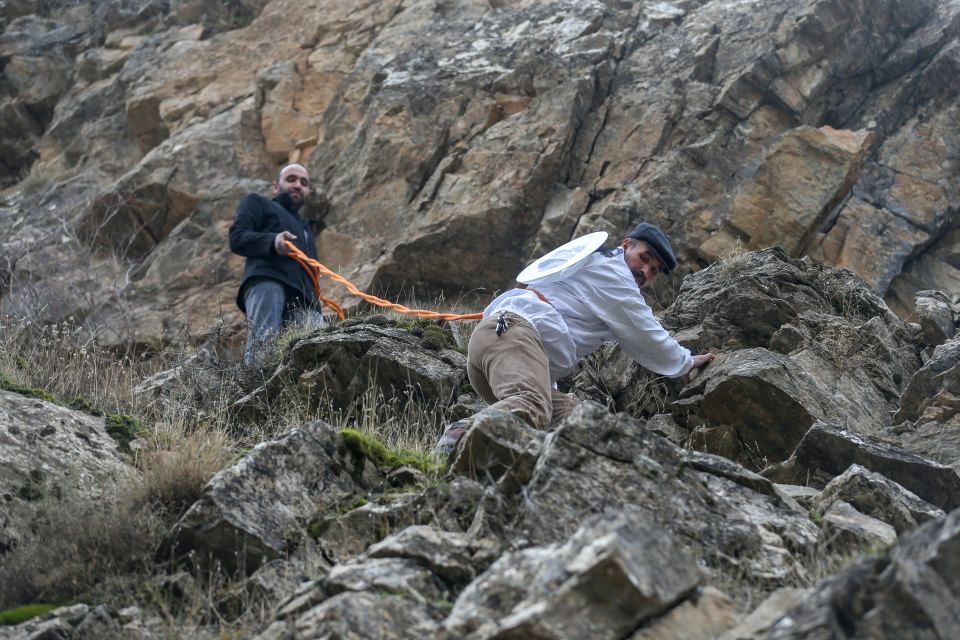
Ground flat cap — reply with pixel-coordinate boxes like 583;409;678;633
627;222;676;273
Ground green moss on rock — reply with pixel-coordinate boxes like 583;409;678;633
0;374;56;403
0;603;58;626
340;428;444;474
104;413;144;449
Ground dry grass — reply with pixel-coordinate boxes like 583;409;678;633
0;484;166;610
0;310;457;633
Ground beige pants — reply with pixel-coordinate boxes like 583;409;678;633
467;312;579;430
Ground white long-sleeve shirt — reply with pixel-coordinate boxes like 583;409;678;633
484;249;693;382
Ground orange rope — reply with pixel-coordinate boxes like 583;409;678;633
285;241;483;322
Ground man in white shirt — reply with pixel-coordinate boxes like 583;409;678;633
434;222;715;457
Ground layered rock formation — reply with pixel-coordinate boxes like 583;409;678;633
5;248;960;637
0;0;958;350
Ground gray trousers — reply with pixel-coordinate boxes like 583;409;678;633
467;312;578;430
243;278;325;366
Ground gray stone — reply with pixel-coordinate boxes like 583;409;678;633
257;591;439;640
774;484;821;510
0;389;134;555
235;323;465;418
768;506;960;639
629;586;739;640
812;464;944;535
310;477;485;562
763;421;960;511
818;500;898;552
514;403;818;600
450;408;545;487
366;525;499;586
322;557;446;604
915;290;956;347
446;507;700;640
719;587;810;640
165;420;379;574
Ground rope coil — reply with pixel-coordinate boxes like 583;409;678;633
285;241;483;322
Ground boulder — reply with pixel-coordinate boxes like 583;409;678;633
763;421;960;512
165;420;379;574
365;525;499;586
445;507;700;640
0;389;134;555
514;403;818;589
719;587;810;640
674;348;830;465
812;464;944;535
629;586;739;640
322;557;447;604
256;591;439;640
888;335;960;469
309;477;485;561
449;408;546;487
915;290;956;347
768;506;960;639
818;500;898;553
235;322;466;417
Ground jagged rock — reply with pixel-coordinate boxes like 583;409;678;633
774;484;821;510
366;525;499;586
0;0;957;345
577;249;916;467
818;500;898;552
514;403;818;589
674;347;830;465
719;587;810;640
629;586;739;640
310;477;485;562
886;335;960;470
256;591;439;640
915;290;956;347
700;126;873;261
219;557;314;618
812;464;944;535
763;421;960;512
235;323;466;417
165;420;379;574
449;408;545;487
445;506;700;640
322;557;447;605
0;389;134;555
768;506;960;639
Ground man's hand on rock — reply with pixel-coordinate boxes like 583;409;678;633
274;231;297;256
683;352;716;384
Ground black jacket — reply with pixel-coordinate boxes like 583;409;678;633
228;192;320;313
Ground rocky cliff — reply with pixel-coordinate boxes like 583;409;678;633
4;248;960;638
0;0;958;350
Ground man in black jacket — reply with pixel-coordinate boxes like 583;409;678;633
229;163;324;365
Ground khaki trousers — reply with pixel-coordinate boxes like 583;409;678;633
467;312;579;430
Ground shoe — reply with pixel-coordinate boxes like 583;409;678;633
432;419;470;459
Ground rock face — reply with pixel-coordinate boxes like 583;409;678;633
234;319;466;418
165;420;379;574
1;0;959;349
445;507;700;640
0;389;134;555
768;507;960;639
581;247;919;469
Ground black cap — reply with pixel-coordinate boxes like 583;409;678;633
627;222;676;273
